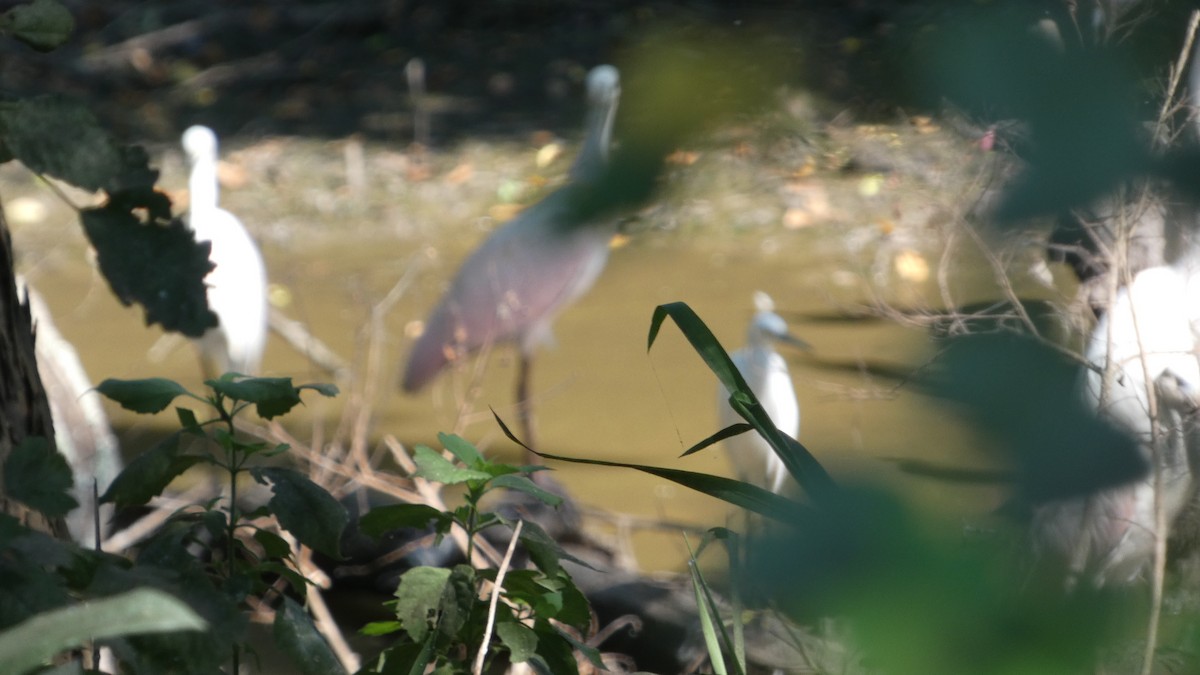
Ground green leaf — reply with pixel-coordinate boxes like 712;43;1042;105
175;406;203;433
358;504;450;539
273;596;347;675
496;617;538;663
299;382;340;398
96;378;190;414
435;565;477;645
412;445;492;484
359;620;402;637
0;588;205;675
209;376;304;419
494;411;807;525
648;301;836;500
253;528;293;559
3;436;76;517
490;474;562;507
82;196;217;338
394;566;452;643
256;467;347;558
99;432;203;508
527;623;579;675
437;433;484;467
0;96;120;191
0;0;73;51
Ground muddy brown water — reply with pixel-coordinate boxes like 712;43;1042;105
7;130;1030;573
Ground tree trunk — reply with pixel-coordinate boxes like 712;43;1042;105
0;199;68;539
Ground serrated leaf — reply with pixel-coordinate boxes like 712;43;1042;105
273;596;347;675
437;433;484;467
82;201;217;337
209;376;303;419
412;445;491;484
496;617;538;663
100;432;203;508
0;0;73;51
358;503;449;539
394;566;452;643
0;588;205;675
3;436;76;517
490;474;562;507
256;467;347;558
97;378;190;414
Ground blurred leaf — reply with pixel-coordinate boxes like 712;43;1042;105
255;467;347;558
3;437;76;517
747;484;1127;675
100;432;203;508
0;95;127;191
0;588;205;675
273;596;346;675
97;377;190;414
925;333;1145;501
359;504;450;539
82;198;217;337
412;445;491;484
0;0;73;51
680;422;754;458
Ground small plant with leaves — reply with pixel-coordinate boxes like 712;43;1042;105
96;374;347;674
354;433;601;675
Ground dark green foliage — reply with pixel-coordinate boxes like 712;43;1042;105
274;596;344;675
0;0;73;51
254;467;348;558
89;376;348;673
81;199;217;338
99;432;203;508
359;435;591;675
925;332;1145;502
3;436;76;517
97;378;191;414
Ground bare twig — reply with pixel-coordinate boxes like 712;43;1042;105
474;519;524;675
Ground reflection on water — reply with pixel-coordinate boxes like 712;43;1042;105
22;216;1011;572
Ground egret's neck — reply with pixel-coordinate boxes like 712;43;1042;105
570;96;618;183
188;156;220;222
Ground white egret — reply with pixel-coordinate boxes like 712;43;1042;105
181;125;269;378
402;65;622;453
717;291;810;495
1032;265;1200;585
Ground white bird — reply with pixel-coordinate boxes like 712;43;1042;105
181;125;269;378
1032;265;1200;585
717;291;809;495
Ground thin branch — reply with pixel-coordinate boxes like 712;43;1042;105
474;519;523;675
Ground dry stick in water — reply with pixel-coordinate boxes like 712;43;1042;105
474;519;524;675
